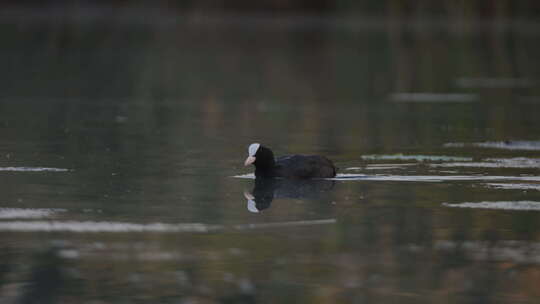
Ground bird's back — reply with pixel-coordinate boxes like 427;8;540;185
275;155;336;178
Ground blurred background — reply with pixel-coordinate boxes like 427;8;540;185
1;1;540;304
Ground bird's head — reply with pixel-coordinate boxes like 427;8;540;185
244;143;275;168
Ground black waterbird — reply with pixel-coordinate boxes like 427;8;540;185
244;143;336;179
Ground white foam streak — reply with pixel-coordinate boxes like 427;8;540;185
432;158;540;169
485;183;540;191
443;201;540;211
444;141;540;151
330;174;540;182
0;221;219;233
234;219;336;229
233;173;256;179
0;219;336;233
233;173;540;182
0;208;66;219
361;154;472;162
347;164;418;170
0;167;70;172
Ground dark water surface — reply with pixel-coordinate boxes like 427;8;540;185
1;12;540;304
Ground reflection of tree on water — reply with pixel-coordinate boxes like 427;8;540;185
244;178;335;213
19;249;67;304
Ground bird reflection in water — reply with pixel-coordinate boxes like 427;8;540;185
244;178;335;213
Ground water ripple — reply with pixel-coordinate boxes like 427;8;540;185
432;157;540;168
331;174;540;182
443;201;540;211
444;140;540;151
456;77;537;88
0;221;219;233
0;167;70;172
0;208;66;219
0;219;336;233
485;183;540;191
391;92;477;103
361;154;472;162
234;173;540;182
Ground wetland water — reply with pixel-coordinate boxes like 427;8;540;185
1;9;540;304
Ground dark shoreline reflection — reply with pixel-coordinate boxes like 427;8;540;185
244;178;335;213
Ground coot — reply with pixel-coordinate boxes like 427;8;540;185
244;143;336;178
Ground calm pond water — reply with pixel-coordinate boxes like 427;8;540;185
1;10;540;304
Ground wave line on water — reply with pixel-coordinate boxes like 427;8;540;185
0;221;221;233
0;208;66;219
0;218;337;233
432;157;540;169
0;167;70;172
233;173;256;179
390;92;477;103
361;154;472;162
456;77;537;88
444;140;540;151
330;174;540;182
234;218;336;230
233;173;540;182
485;183;540;191
443;201;540;211
434;240;540;264
347;163;417;170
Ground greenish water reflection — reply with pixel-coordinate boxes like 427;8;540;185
1;11;540;304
